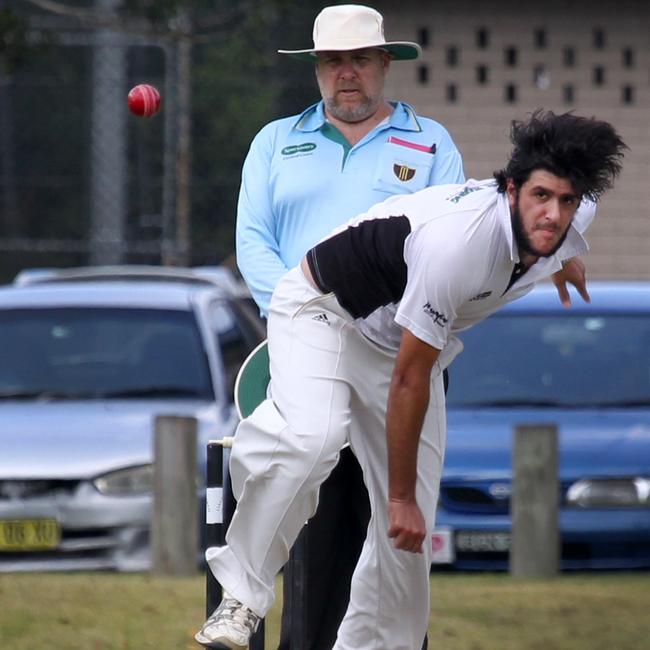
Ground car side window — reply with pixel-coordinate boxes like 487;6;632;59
208;299;266;400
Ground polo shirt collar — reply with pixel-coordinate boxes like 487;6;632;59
293;102;327;132
292;100;424;134
390;102;424;133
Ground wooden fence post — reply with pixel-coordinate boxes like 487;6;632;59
510;424;560;577
152;415;198;576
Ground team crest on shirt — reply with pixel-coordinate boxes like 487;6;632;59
393;164;416;182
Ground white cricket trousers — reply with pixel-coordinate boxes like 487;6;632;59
206;266;447;650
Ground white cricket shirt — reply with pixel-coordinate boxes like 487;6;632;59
306;178;594;368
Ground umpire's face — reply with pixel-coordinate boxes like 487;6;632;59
507;169;581;259
315;48;391;124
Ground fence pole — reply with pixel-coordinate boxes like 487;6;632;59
152;415;198;576
205;439;227;616
510;424;560;577
205;438;265;648
285;530;309;650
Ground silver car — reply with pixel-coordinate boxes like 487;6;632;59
0;266;264;571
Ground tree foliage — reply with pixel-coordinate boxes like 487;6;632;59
0;7;31;73
191;0;322;262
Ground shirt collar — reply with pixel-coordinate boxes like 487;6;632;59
292;100;424;134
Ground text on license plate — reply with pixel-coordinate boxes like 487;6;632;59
0;519;61;551
455;531;511;553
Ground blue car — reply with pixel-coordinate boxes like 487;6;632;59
431;281;650;571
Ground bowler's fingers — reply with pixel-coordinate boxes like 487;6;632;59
553;278;572;308
388;525;424;554
552;257;590;308
572;274;591;304
566;256;590;304
388;500;426;553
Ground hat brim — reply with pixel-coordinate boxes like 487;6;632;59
277;42;421;62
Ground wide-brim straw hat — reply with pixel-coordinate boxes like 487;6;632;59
278;4;421;62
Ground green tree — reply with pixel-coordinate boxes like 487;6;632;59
0;7;30;73
191;0;323;263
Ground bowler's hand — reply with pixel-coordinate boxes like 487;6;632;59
551;256;590;308
388;498;426;553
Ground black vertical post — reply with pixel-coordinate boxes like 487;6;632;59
288;530;309;650
205;440;225;617
205;439;265;648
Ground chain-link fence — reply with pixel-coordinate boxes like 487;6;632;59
0;1;322;283
1;10;179;280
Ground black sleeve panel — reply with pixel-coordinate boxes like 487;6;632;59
305;215;411;319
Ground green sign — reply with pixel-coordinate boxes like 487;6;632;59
282;142;316;156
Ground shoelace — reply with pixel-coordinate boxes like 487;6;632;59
207;597;259;635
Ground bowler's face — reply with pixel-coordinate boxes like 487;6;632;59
315;48;390;123
507;169;581;259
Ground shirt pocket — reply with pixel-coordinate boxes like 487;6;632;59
372;141;435;194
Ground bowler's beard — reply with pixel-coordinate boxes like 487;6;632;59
511;196;569;259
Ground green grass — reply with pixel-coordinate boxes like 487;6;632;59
0;572;648;649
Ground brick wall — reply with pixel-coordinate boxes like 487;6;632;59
376;0;650;279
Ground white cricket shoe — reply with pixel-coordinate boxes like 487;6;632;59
194;592;260;650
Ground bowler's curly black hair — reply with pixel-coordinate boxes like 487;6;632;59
493;110;626;201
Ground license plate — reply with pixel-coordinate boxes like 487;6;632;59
455;530;510;553
0;519;61;551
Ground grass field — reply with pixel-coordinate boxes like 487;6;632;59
1;572;649;649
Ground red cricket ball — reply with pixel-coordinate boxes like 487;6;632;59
127;84;162;117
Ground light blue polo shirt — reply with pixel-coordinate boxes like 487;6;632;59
236;100;465;314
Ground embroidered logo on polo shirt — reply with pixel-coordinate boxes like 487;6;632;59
423;302;449;326
447;185;482;204
393;164;416;182
282;143;317;157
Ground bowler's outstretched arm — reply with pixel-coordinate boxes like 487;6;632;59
386;329;441;554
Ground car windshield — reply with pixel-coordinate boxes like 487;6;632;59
446;313;650;408
0;307;214;400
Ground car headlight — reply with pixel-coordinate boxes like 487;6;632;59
93;465;153;496
566;477;650;508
